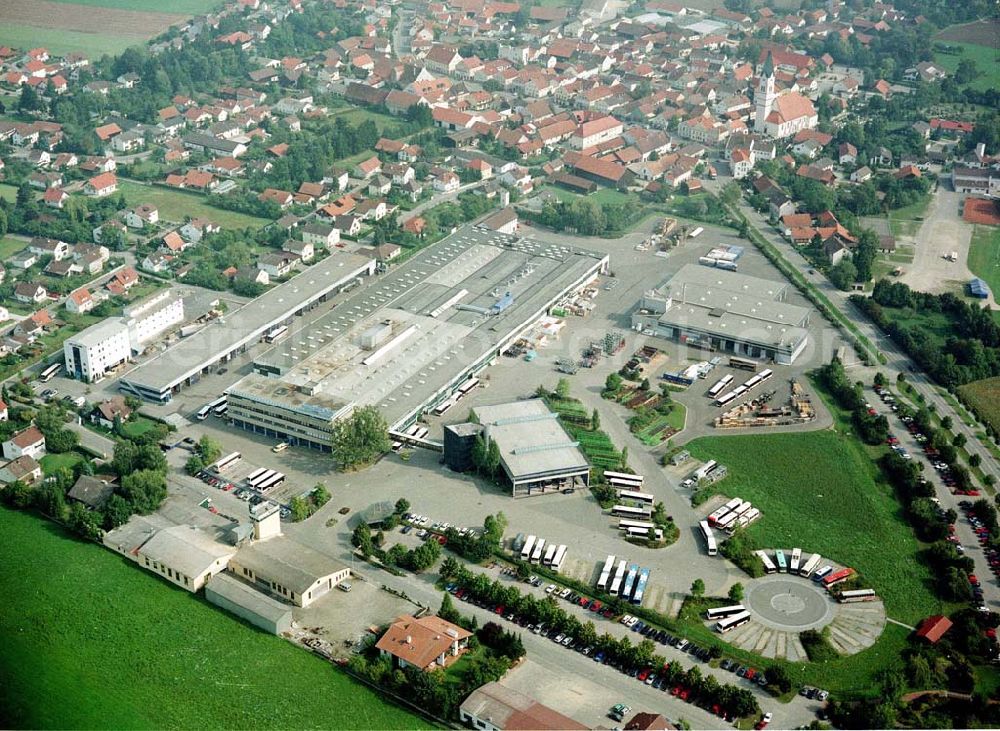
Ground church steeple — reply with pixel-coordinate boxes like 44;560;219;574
762;50;775;79
755;51;776;135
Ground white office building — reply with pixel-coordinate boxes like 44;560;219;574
64;319;131;382
124;291;184;350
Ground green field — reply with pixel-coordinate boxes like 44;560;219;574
116;181;272;230
50;0;223;12
0;183;17;202
541;185;632;206
329;108;403;137
686;424;946;625
40;452;84;476
958;376;1000;436
887;195;931;238
0;236;27;259
0;25;144;58
934;41;1000;93
120;415;159;439
967;225;1000;299
0;507;430;730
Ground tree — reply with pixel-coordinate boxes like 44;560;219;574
485;438;501;478
828;258;858;290
103;494;132;530
330;405;391;470
198;435;222;463
118;470;167;514
970;453;981;468
941;415;953;430
313;484;331;507
67;502;100;539
604;372;622;393
691;578;705;598
728;583;744;602
184;455;205;475
439;591;461;624
591;408;600;431
953;433;966;448
395;497;410;515
555;378;571;399
352;522;374;557
471;433;487;472
18;83;43;112
289;496;311;522
33;480;67;521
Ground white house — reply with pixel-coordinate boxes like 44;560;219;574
2;426;46;460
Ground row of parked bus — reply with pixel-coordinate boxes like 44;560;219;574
518;535;568;572
713;368;774;408
391;423;430;452
196;394;229;420
430;377;481;417
597;555;652;606
754;549;872;598
706;604;752;633
706;497;761;534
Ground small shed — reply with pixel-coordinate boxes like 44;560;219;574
205;573;293;635
915;614;952;644
969;278;989;299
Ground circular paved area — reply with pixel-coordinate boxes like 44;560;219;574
746;577;834;631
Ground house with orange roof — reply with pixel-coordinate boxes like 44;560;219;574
376;614;472;672
66;288;96;315
84;172;118;197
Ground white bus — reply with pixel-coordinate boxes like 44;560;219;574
257;472;286;493
744;374;763;390
616;489;655;505
759;368;774;383
213;403;228;418
197;395;227;420
693;460;718;481
612;504;652;519
609;559;627;595
597;554;616;591
520;535;536;562
790;548;802;574
626;526;664;540
709;498;742;525
839;589;877;603
758;550;777;574
455;377;480;399
812;565;834;583
39;362;62;383
706;604;746;620
800;553;822;578
550;545;567;572
542;543;557;566
247;469;276;489
689;227;704;238
714;391;738;407
707;374;734;398
699;520;718;556
211;452;242;473
715;501;749;530
605;470;643;488
730;507;761;532
621;564;639;599
530;538;546;563
432;397;457;416
716;610;752;633
264;325;288;344
632;568;650;606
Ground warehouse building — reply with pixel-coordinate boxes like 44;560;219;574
229;535;351;607
118;251;375;402
471;399;590;497
205;573;294;635
64;319;131;382
631;264;811;364
459;682;587;731
228;226;608;446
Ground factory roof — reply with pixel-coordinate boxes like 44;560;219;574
233;536;348;595
138;525;235;578
474;399;589;483
205;572;293;624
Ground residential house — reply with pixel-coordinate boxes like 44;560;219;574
376;614;472;671
126;204;159;229
2;426;46;460
353;156;382;180
84;172;118;197
14;283;47;304
67;475;115;511
282;239;314;263
90;395;132;429
29;237;70;261
0;455;42;485
258;252;298;279
66;288;96;314
301;221;340;248
42;188;69;208
850;166;873;183
433;170;460;192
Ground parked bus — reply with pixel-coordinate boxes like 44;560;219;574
616;489;655;505
839;589;877;603
731;507;761;532
744;373;763;390
728;357;758;372
731;385;749;398
706;605;746;620
699;520;718;556
812;565;834;583
245;467;269;485
618;519;656;532
597;555;616;591
211;452;242;473
39;362;62;383
716;501;749;530
775;549;788;573
550;545;567;572
758;550;777;574
632;568;650;605
455;377;480;398
693;460;718;481
197;395;227;421
247;469;277;489
822;568;856;588
520;535;536;562
621;564;639;599
759;368;774;383
626;526;653;539
612;504;652;519
432;398;456;416
716;610;752;633
213;403;228;418
790;548;802;574
707;375;734;398
542;543;557;566
530;538;546;563
714;390;738;407
609;559;627;596
605;470;644;488
264;325;288;344
689;227;704;238
709;498;742;525
799;553;822;578
256;472;286;493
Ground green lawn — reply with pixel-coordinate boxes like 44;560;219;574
933;41;1000;92
540;185;631;206
39;452;84;476
49;0;223;12
0;507;431;730
887;195;931;238
115;181;272;230
0;25;144;57
0;183;18;202
120;416;158;438
329;108;402;136
967;225;1000;298
958;376;1000;436
685;417;946;625
0;236;27;259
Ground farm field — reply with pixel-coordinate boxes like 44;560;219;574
49;0;222;12
967;225;1000;300
0;507;431;730
116;181;273;230
329;107;404;137
686;421;947;625
958;376;1000;436
0;24;142;58
933;21;1000;92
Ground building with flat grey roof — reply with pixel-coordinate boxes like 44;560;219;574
472;399;590;497
631;263;811;364
136;524;236;592
205;572;294;635
229;535;350;607
118;250;375;402
228;225;608;448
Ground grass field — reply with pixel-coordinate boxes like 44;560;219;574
0;25;144;57
967;225;1000;298
40;452;84;476
541;185;632;206
0;236;27;259
116;181;272;230
933;38;1000;92
49;0;222;12
329;108;402;137
887;195;932;238
120;416;159;439
0;507;430;730
685;420;946;625
958;377;1000;436
0;183;17;202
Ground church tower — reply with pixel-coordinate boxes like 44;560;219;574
755;51;776;134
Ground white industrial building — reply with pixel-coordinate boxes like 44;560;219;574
64;319;132;382
124;291;184;350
